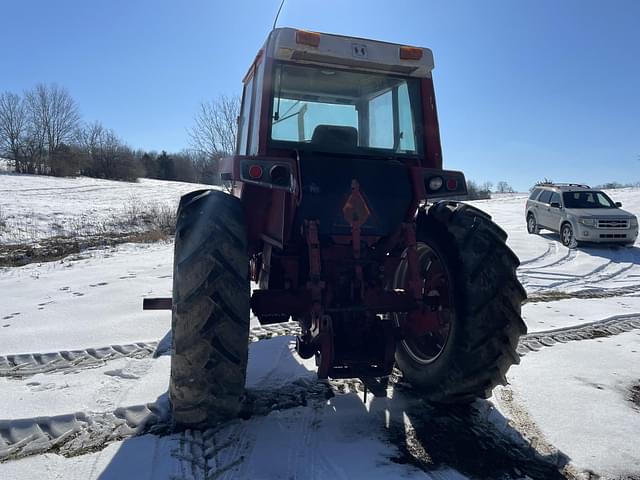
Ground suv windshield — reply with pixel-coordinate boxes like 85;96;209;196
562;191;617;209
270;63;423;155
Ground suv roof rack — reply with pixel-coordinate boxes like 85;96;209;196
536;182;591;189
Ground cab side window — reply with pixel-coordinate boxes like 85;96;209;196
538;190;552;204
529;188;542;200
238;76;255;155
549;192;561;205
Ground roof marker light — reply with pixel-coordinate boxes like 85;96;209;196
296;30;321;47
399;46;423;60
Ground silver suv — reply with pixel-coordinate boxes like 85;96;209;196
525;183;638;247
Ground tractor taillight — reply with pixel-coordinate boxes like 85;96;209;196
399;46;423;60
296;30;320;47
446;178;458;191
248;164;263;179
240;159;293;192
269;164;289;187
428;176;443;191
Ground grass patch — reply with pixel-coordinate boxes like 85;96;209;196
0;230;172;267
0;199;177;267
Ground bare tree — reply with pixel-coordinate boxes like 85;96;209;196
180;148;217;184
25;83;81;174
481;181;494;193
188;95;239;182
496;181;514;193
0;92;28;172
466;180;492;200
77;123;142;181
76;121;105;158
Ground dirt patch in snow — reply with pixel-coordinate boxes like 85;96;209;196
629;381;640;411
240;378;334;419
524;286;640;304
0;230;171;267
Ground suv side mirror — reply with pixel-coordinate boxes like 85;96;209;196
615;202;622;207
550;202;561;208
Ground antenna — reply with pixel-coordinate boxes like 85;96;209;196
272;0;286;30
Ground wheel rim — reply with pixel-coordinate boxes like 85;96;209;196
397;243;454;365
527;216;536;233
562;225;572;245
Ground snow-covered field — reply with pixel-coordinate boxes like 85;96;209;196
1;176;639;479
0;174;215;244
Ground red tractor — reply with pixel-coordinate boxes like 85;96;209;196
159;29;526;428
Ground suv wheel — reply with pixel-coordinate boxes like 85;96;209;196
561;222;578;248
526;214;540;234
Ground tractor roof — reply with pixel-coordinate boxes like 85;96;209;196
258;27;434;78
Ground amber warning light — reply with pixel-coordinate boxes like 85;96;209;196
296;30;321;47
399;46;423;60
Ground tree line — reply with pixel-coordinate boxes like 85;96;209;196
0;83;239;183
464;180;515;200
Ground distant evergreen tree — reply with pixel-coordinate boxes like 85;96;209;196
157;151;175;180
139;152;159;179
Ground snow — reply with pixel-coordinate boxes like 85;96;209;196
1;176;640;479
0;242;173;353
0;173;216;244
0;356;169;419
506;331;640;476
523;296;640;332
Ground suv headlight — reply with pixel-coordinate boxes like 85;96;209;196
578;218;595;226
631;217;638;227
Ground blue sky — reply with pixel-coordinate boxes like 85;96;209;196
1;0;638;191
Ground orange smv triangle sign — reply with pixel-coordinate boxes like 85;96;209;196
342;179;370;226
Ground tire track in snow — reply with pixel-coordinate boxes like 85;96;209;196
3;311;640;380
172;424;249;480
4;307;637;474
0;323;302;378
517;313;640;356
519;242;575;271
0;401;169;462
518;242;556;267
0;342;159;378
0;185;118;194
521;246;636;294
0;377;331;463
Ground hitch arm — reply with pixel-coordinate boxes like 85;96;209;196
142;298;172;310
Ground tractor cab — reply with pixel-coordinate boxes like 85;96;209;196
222;28;466;247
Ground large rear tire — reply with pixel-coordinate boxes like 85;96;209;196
394;201;527;403
170;190;250;429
